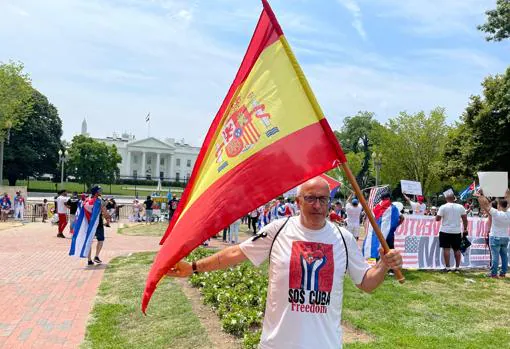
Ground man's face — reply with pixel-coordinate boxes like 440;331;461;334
296;180;330;226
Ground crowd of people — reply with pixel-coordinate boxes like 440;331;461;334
0;191;26;222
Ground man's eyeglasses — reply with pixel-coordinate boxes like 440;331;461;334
302;195;330;205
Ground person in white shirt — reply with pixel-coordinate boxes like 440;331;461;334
166;177;402;349
475;190;510;278
436;192;468;272
345;195;363;240
403;194;426;215
56;190;69;238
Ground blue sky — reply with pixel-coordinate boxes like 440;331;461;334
0;0;508;146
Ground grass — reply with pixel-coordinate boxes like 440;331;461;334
118;223;169;237
82;252;212;349
118;221;254;238
342;270;510;348
8;179;184;196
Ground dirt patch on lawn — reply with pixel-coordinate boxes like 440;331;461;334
175;278;243;349
342;320;373;344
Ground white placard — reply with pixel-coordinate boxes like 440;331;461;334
400;180;423;195
443;189;454;198
478;172;508;197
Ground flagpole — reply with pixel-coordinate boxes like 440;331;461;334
341;162;405;283
271;13;404;282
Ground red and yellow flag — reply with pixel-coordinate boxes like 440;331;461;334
142;0;347;312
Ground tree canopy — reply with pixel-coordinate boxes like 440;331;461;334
478;0;510;42
0;61;33;139
67;135;122;189
442;67;510;179
4;89;63;185
335;111;381;188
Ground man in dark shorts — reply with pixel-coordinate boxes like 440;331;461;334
87;186;111;266
436;192;468;272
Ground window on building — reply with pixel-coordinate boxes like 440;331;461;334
133;155;138;164
187;159;191;167
160;158;164;166
147;157;152;165
160;171;164;179
176;158;181;166
176;172;180;182
133;170;137;178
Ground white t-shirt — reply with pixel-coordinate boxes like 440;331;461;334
345;203;362;226
240;217;370;349
56;196;68;214
437;203;466;234
410;201;426;215
489;208;510;237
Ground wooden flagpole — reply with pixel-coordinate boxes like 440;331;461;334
340;162;405;283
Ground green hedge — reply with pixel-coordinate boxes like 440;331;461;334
187;248;265;349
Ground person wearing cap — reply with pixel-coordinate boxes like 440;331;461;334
56;190;69;238
66;192;80;235
436;192;468;272
345;194;363;240
13;191;26;221
403;194;426;215
85;185;111;265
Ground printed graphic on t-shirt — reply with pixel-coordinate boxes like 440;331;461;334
288;241;334;314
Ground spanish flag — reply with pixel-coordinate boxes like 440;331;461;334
142;0;346;312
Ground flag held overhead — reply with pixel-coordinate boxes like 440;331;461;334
142;0;347;313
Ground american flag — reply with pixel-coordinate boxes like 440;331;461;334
394;235;420;267
367;185;390;209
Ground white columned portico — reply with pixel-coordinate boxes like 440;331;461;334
141;152;146;177
169;154;174;180
156;153;161;179
125;151;131;176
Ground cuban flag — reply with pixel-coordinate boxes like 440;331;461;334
459;181;479;200
362;199;401;259
69;198;102;258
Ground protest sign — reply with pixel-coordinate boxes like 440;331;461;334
477;172;508;197
400;180;422;195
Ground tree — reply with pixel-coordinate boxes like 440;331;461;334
67;135;122;189
0;61;33;182
442;67;510;179
478;0;510;42
4;89;63;185
335;111;381;188
375;108;449;196
0;61;33;136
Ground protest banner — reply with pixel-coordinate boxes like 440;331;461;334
392;215;509;269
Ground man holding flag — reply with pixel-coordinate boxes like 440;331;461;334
142;0;405;336
69;185;110;266
166;177;402;348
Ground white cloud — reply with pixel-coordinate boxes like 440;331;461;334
364;0;494;37
337;0;367;40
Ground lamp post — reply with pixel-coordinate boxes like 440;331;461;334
372;152;382;186
58;149;69;188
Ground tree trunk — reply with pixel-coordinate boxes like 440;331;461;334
7;174;17;186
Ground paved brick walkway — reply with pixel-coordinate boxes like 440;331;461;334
0;221;160;349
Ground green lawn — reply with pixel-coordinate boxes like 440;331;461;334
87;247;510;348
118;222;254;239
342;270;510;348
82;252;212;349
118;223;168;237
8;179;184;196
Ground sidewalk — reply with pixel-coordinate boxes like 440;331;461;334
0;221;160;348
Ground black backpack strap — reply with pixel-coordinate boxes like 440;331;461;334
268;217;290;262
334;223;349;273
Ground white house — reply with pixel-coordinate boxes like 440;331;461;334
97;133;200;181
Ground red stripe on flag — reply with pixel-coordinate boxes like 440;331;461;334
143;120;340;312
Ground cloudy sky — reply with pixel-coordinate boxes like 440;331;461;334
1;0;508;146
